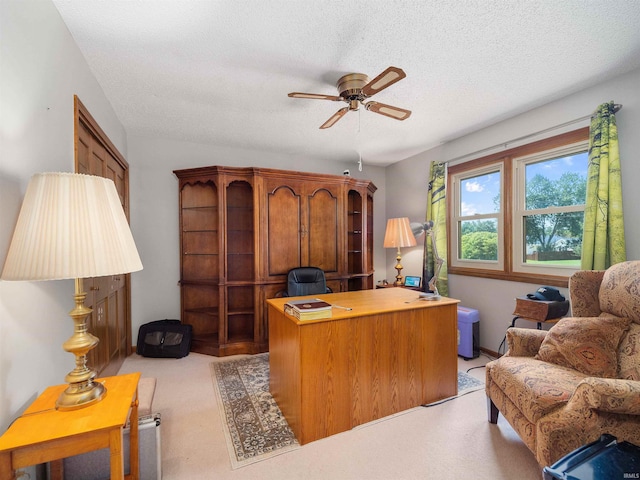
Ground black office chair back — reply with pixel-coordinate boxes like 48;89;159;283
286;267;331;297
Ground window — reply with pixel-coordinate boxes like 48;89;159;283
451;164;504;271
448;128;589;285
513;144;588;276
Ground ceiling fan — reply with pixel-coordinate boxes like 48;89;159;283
288;66;412;129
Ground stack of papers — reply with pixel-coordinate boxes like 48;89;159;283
284;298;332;320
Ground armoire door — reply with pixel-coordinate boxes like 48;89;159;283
264;178;341;278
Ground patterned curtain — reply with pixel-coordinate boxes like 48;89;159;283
581;101;626;270
424;162;448;296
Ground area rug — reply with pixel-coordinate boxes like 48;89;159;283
211;354;486;468
458;370;485;393
210;353;299;469
423;370;486;407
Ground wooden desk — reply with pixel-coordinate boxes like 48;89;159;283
267;288;459;445
0;372;141;480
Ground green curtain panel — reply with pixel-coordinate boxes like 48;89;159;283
581;101;626;270
424;162;448;296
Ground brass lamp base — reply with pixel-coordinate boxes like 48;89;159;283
56;379;106;410
393;248;404;286
56;279;107;411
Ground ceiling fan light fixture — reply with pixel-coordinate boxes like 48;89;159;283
336;73;369;98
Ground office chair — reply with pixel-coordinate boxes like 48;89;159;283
285;267;332;297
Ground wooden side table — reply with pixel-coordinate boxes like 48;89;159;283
0;372;141;480
511;296;569;329
499;296;570;354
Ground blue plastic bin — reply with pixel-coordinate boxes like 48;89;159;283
457;306;479;359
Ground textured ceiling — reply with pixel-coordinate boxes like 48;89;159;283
52;0;640;166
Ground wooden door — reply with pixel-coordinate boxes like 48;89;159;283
306;186;340;274
265;181;303;276
75;96;132;377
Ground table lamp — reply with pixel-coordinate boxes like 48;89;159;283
1;172;143;410
383;217;417;286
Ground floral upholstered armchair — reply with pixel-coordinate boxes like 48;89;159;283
485;260;640;467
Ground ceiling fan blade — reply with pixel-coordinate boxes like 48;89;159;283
320;107;349;129
361;66;406;97
364;101;411;120
288;92;343;101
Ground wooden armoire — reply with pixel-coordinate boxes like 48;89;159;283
174;166;376;356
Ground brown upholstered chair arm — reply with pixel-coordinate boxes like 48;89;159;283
504;327;547;357
569;377;640;415
568;270;605;317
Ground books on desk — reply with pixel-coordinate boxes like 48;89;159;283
284;298;332;320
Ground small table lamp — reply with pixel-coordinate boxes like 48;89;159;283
383;217;417;286
1;172;143;410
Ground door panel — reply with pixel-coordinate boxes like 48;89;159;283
267;185;302;276
307;188;339;273
77;124;91;175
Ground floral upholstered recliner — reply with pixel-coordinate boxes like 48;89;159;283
485;260;640;467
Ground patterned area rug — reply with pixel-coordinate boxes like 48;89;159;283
210;353;299;469
423;370;486;407
211;353;486;468
458;370;485;393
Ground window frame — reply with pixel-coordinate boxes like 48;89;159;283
447;127;589;287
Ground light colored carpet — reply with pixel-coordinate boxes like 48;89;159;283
118;352;544;479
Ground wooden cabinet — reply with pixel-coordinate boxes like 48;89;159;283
174;166;376;356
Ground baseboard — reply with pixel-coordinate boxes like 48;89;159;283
480;346;501;358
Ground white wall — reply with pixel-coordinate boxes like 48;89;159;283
386;67;640;354
127;136;387;336
0;1;127;431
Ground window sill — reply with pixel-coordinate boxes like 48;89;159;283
448;266;569;289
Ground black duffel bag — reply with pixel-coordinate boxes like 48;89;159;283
136;319;192;358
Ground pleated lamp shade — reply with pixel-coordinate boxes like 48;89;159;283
383;217;417;250
1;172;143;281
